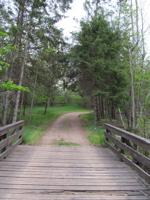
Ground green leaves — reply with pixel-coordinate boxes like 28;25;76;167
0;61;10;73
45;47;56;54
0;30;24;93
38;95;49;103
0;44;15;55
0;81;30;92
73;14;128;106
0;31;8;37
0;30;15;73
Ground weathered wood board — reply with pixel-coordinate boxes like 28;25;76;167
0;146;149;200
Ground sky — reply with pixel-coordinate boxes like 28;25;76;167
57;0;85;40
57;0;150;55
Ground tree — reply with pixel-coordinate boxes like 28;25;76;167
0;30;29;124
0;0;73;124
71;14;129;122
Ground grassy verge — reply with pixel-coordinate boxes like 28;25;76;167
80;113;105;146
55;139;80;146
22;105;88;145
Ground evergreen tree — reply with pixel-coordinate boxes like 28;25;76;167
0;0;73;124
71;14;129;120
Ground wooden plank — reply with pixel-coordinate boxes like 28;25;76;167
105;123;150;150
106;142;150;183
0;145;149;199
0;138;8;150
0;174;140;179
10;146;116;154
0;183;148;191
0;121;24;162
0;189;147;195
0;177;144;185
0;162;129;168
0;138;22;160
0;121;24;137
0;193;149;200
0;131;22;151
105;124;150;183
105;132;150;167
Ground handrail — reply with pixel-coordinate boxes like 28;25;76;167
0;121;24;160
0;120;24;136
105;123;150;183
105;124;150;150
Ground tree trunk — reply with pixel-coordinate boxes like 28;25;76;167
23;99;26;116
19;92;24;119
129;49;136;129
12;42;28;123
29;69;38;119
2;91;10;125
12;0;27;123
129;0;136;130
139;8;146;119
44;99;49;115
135;0;139;42
118;108;126;129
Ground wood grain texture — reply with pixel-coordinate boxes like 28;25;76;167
105;123;150;183
105;123;150;150
0;121;24;161
0;145;149;199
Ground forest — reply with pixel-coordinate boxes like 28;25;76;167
0;0;150;140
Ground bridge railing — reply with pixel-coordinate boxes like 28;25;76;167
0;121;24;160
105;123;150;183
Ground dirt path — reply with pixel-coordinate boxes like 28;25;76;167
39;112;90;146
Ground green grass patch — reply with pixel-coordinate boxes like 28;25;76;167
22;104;89;145
80;113;105;146
55;138;80;146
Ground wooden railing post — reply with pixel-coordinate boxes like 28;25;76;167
104;123;150;183
105;129;109;143
0;121;24;160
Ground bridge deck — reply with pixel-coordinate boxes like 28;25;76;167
0;145;149;200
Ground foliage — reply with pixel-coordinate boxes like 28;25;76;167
56;139;80;146
0;31;11;73
71;14;129;108
0;30;29;93
55;92;83;105
0;31;8;37
0;61;10;73
23;105;89;144
80;113;105;145
0;81;30;92
0;0;150;141
0;0;73;124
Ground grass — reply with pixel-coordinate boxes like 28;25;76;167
55;138;80;146
22;104;89;145
80;113;105;146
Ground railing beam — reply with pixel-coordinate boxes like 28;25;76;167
105;123;150;183
0;121;24;160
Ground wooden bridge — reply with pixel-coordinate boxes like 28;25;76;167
0;120;149;199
